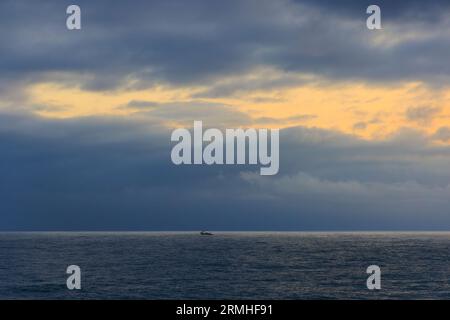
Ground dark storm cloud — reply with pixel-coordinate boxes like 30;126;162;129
1;0;450;93
1;112;450;231
295;0;450;20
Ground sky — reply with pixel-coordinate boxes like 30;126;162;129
1;0;450;230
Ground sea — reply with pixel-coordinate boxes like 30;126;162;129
0;232;449;299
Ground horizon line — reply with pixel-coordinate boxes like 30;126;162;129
1;230;450;233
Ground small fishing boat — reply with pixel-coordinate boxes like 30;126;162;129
200;231;213;236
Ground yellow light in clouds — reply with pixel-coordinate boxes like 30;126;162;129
27;81;450;140
28;83;199;118
207;81;450;138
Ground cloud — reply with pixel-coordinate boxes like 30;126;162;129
126;100;253;128
119;100;317;128
2;112;450;231
405;106;441;125
241;171;450;203
353;121;367;130
192;69;319;98
432;126;450;142
2;0;450;95
125;100;161;109
254;114;317;125
2;1;450;231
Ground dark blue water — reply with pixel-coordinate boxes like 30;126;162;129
0;232;449;299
